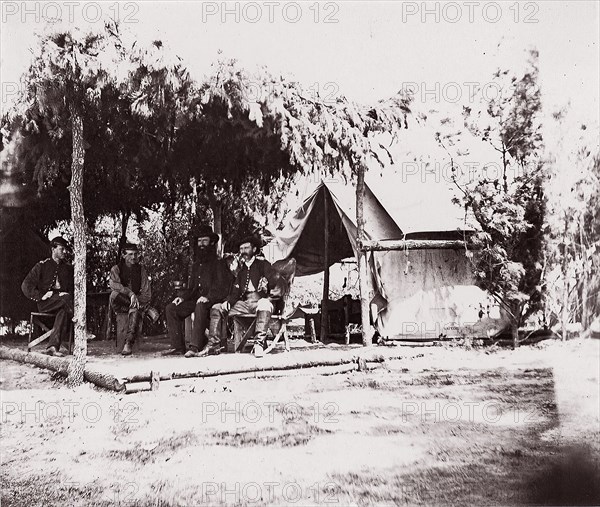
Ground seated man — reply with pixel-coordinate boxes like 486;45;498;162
109;242;151;356
205;235;274;356
164;225;232;357
21;236;74;357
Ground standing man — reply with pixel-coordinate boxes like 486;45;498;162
164;225;232;357
206;235;274;357
21;236;74;357
109;242;151;356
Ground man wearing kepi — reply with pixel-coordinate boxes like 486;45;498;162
207;235;274;357
21;236;74;357
164;225;232;357
109;242;151;356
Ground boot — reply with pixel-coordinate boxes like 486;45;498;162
121;341;132;356
198;307;224;357
197;343;221;357
253;310;271;357
123;311;142;355
45;346;64;357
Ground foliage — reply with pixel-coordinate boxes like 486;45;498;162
544;113;600;333
173;59;411;222
0;33;192;233
435;50;546;339
136;199;194;316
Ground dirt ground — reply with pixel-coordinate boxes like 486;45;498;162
1;338;599;506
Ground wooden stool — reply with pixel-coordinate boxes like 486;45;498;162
228;316;286;353
28;312;73;354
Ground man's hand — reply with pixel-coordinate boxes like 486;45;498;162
222;301;230;312
58;292;68;297
130;293;140;309
197;296;209;304
257;276;268;292
41;291;53;301
172;297;183;306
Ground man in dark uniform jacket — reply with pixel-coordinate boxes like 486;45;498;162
164;225;232;357
21;236;74;357
206;235;274;356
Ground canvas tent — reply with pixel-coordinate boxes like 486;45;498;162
266;178;508;340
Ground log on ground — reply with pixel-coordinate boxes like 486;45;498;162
0;346;124;392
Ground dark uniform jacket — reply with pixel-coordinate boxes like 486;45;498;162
227;257;274;306
21;258;74;302
185;257;232;305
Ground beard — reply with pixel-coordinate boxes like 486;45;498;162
197;244;217;263
240;251;255;261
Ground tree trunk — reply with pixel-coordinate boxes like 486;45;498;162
321;190;330;342
356;165;374;346
511;322;519;350
502;146;508;193
580;222;590;332
118;209;131;259
560;219;570;342
67;109;87;386
212;202;223;258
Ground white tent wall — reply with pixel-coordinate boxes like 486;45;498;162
372;248;505;339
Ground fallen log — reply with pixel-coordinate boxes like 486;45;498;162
361;239;467;251
0;345;69;375
120;356;363;384
0;346;125;392
120;352;404;384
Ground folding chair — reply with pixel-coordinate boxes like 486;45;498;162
228;258;296;355
28;312;73;354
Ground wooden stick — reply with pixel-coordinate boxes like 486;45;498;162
28;329;53;350
356;164;374;346
321;188;330;342
361;239;467;251
118;352;404;384
309;318;317;344
125;382;152;394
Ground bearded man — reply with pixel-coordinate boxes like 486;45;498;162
164;225;232;357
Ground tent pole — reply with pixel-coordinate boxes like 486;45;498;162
321;189;330;342
356;165;374;346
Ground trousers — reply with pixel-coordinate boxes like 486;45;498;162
165;301;210;352
37;293;73;349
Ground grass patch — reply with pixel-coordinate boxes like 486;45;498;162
209;423;332;448
104;430;198;464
